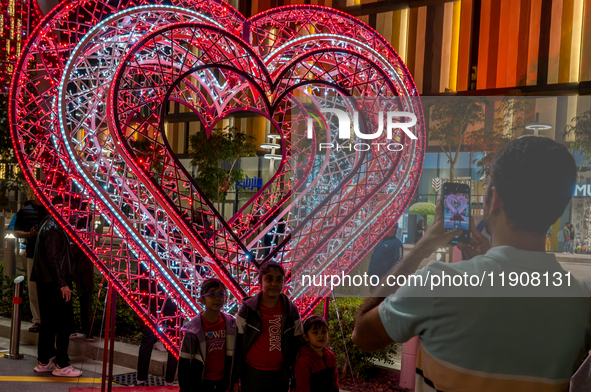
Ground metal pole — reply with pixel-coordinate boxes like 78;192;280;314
7;276;25;359
323;297;329;321
101;282;113;392
107;288;117;392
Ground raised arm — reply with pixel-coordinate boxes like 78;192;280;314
352;198;461;352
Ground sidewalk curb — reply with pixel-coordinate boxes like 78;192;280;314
0;317;171;377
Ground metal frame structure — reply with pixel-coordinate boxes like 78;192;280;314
10;1;424;356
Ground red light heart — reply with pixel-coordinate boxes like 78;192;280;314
11;1;424;354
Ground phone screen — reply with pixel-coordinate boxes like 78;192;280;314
442;182;470;244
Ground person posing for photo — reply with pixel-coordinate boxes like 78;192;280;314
232;261;303;392
179;278;236;392
292;315;339;392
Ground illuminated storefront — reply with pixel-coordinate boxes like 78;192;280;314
569;173;591;253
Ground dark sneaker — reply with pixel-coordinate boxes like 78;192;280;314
29;323;40;333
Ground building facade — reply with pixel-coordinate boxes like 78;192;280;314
7;0;591;250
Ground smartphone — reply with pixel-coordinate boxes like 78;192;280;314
442;182;470;244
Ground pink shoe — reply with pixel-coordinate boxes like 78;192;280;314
34;357;56;373
52;365;83;377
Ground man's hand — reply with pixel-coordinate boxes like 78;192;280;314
353;198;462;352
412;198;462;259
457;216;491;259
231;383;241;392
29;226;38;238
61;286;72;302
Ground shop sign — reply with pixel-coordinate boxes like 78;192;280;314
236;177;263;190
574;184;590;197
441;177;472;188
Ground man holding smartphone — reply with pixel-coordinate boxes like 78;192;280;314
353;137;591;391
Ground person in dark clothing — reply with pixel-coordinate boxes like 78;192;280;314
415;219;424;243
570;223;576;254
192;210;214;241
67;214;95;341
132;264;179;386
134;310;179;386
292;315;339;392
14;190;48;332
262;212;286;257
179;278;236;392
232;261;303;392
367;224;403;292
70;242;95;341
31;213;82;377
563;222;571;253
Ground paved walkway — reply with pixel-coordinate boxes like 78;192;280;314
2;246;590;391
0;335;138;392
553;252;591;263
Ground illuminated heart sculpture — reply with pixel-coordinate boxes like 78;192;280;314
11;0;425;354
446;194;468;217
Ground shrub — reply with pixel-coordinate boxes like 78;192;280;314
72;273;142;341
315;297;397;380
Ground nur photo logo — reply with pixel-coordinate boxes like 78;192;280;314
306;108;418;152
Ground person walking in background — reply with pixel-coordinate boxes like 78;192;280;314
367;223;403;293
31;208;82;377
262;212;286;258
563;222;571;254
415;219;424;243
132;264;178;386
179;278;236;392
132;306;178;386
14;187;48;332
570;223;576;254
70;236;95;340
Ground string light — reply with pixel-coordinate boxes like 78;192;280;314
11;2;424;356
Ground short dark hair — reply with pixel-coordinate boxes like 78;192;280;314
200;278;225;296
303;315;328;335
489;137;576;235
258;261;286;283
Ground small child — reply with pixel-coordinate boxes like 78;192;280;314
232;261;303;392
292;315;339;392
179;278;236;392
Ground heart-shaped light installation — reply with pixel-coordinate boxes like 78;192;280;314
446;194;468;223
11;1;425;355
446;194;468;216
